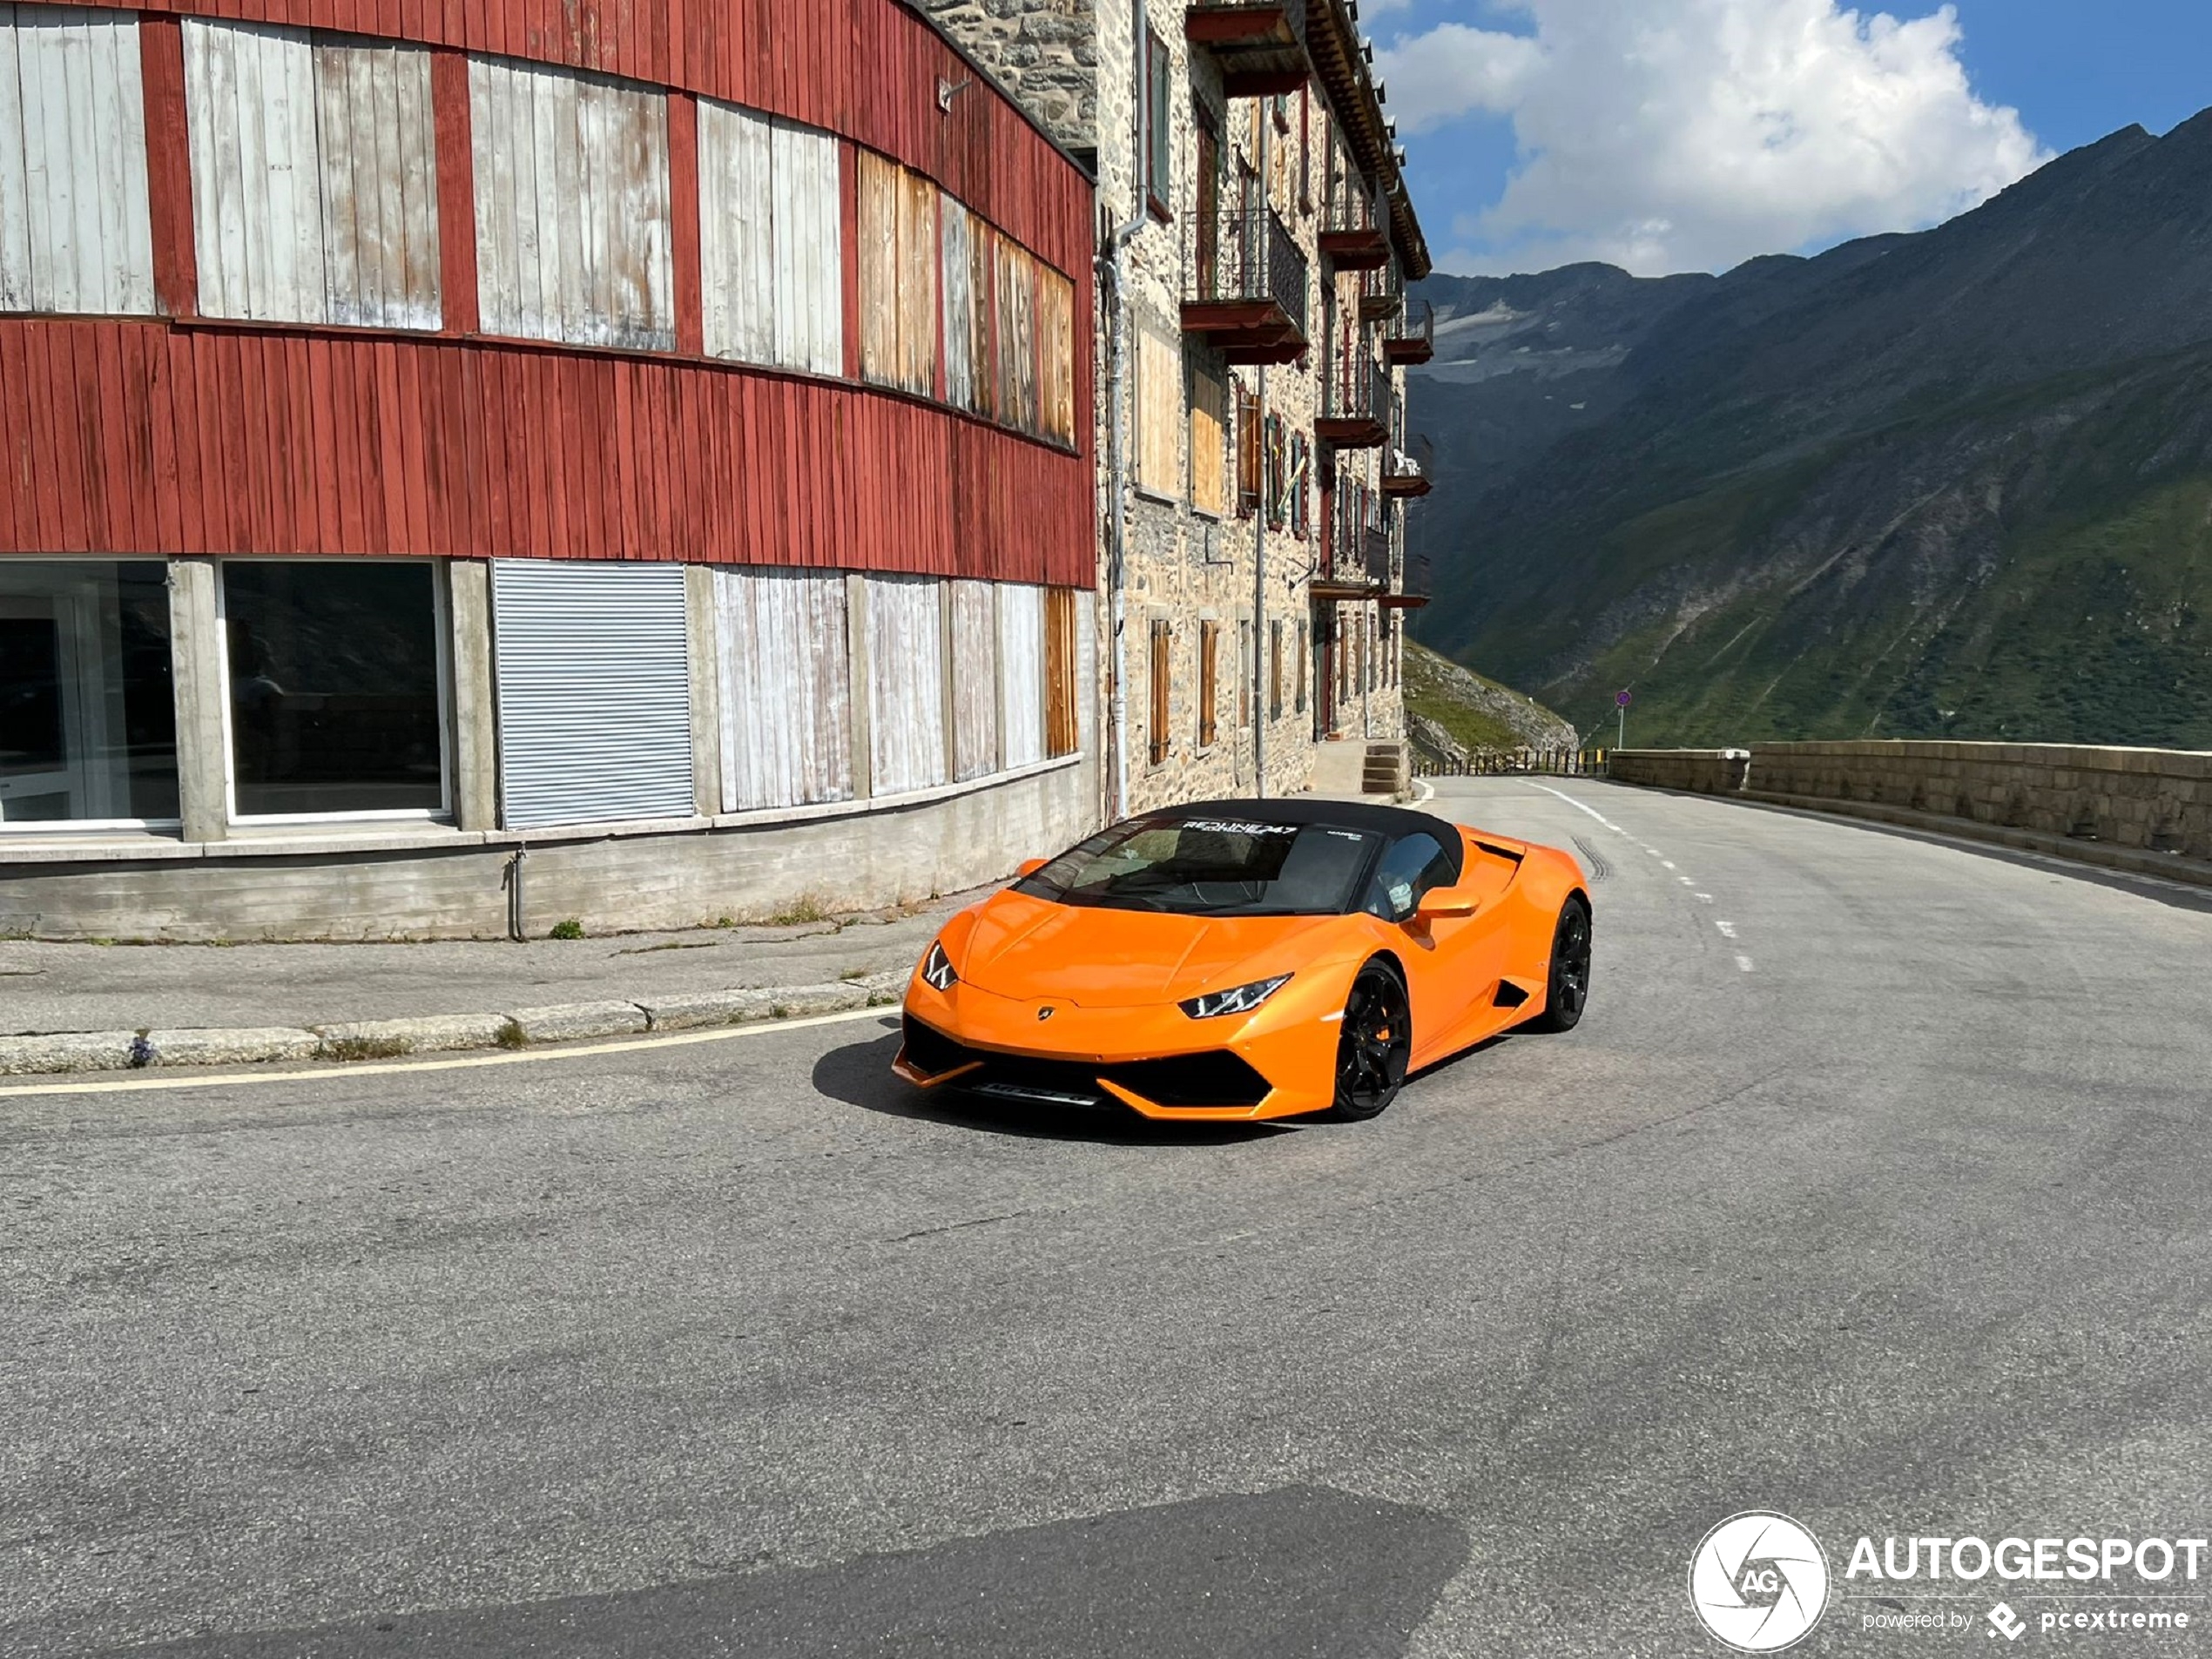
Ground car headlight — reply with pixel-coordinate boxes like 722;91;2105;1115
1179;974;1292;1020
920;940;959;992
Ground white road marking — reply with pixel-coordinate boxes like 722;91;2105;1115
1736;954;1756;973
1694;894;1714;903
1524;783;1627;834
0;1005;897;1101
1412;779;1436;805
1716;921;1738;939
1661;860;1676;869
1677;877;1695;887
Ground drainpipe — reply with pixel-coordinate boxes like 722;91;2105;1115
1251;104;1271;799
1101;0;1149;824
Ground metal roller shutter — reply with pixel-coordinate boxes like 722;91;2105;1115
492;560;694;828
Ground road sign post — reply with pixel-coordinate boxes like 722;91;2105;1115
1615;689;1632;749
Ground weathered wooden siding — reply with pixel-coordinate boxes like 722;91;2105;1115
992;228;1035;435
1189;365;1227;517
865;572;947;796
469;54;672;349
940;195;974;412
1036;262;1074;446
697;99;839;375
948;577;997;783
184;20;440;328
713;564;853;813
857;148;937;398
996;580;1044;770
0;4;153;314
1136;321;1179;498
1045;585;1078;759
0;319;1092;585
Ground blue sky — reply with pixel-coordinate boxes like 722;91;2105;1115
1369;0;2212;277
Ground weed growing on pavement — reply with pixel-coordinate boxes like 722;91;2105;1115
494;1020;528;1050
549;919;585;941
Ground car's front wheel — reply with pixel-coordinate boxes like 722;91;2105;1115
1330;961;1412;1121
1523;895;1593;1033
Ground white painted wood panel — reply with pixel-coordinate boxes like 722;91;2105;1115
941;196;974;412
0;5;153;314
714;566;854;813
469;56;672;350
184;18;326;322
996;583;1046;770
949;579;997;784
865;575;948;797
314;38;439;329
698;100;840;375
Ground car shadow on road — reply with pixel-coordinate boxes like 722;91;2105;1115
813;1025;1297;1146
103;1484;1468;1659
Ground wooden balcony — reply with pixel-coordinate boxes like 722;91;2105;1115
1317;355;1390;448
1382;459;1432;499
1379;555;1432;610
1383;296;1435;365
1184;206;1310;366
1185;0;1311;98
1321;171;1390;271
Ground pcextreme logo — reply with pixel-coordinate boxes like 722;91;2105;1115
1689;1512;1832;1652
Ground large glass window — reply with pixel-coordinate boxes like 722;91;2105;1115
0;561;178;827
223;561;444;819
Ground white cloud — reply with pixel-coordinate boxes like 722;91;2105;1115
1374;0;2049;276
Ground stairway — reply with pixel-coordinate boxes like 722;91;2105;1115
1361;740;1409;797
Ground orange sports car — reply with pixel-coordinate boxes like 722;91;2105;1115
894;799;1593;1123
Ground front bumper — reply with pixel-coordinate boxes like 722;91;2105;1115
895;974;1344;1121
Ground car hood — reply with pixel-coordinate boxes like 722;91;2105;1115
954;891;1352;1008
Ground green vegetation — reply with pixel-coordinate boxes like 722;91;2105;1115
1402;642;1576;756
548;918;585;941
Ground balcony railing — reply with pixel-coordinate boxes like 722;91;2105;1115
1184;206;1309;365
1324;489;1388;589
1184;0;1310;97
1382;448;1431;498
1359;263;1403;324
1381;552;1432;611
1383;295;1434;366
1320;165;1389;270
1318;352;1391;448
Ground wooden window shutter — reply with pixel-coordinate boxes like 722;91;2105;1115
1198;621;1218;748
1269;619;1284;719
1044;587;1079;759
1149;621;1172;765
1236;387;1261;516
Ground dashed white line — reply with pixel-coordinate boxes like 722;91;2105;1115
1716;921;1738;939
1736;954;1756;973
1677;876;1695;887
1661;860;1676;869
1694;893;1714;904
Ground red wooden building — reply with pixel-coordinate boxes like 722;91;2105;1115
0;0;1101;938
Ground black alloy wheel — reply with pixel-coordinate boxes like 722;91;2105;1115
1330;961;1413;1121
1524;895;1593;1033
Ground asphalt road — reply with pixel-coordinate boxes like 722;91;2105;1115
4;778;2210;1657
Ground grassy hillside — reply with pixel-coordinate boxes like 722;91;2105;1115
1402;644;1576;763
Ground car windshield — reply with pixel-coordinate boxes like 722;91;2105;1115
1014;816;1384;916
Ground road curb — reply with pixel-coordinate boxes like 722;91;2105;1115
0;968;914;1078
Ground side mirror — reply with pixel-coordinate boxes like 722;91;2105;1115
1416;891;1478;921
1015;858;1049;878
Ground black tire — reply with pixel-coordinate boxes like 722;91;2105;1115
1523;895;1593;1033
1329;961;1413;1121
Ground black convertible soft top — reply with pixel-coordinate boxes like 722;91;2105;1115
1142;797;1466;883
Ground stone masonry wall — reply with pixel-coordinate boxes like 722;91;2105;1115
910;0;1100;154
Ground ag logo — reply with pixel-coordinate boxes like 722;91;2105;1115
1689;1512;1830;1652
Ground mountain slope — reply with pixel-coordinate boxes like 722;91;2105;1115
1407;113;2212;745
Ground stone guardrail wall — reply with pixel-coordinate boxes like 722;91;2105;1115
1607;750;1750;796
1606;739;2212;880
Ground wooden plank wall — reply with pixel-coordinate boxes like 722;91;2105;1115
997;581;1044;769
183;20;441;328
1188;366;1227;518
992;227;1035;434
0;4;154;314
697;99;840;374
939;195;974;412
468;54;673;349
714;564;853;812
948;577;996;783
864;572;947;796
0;318;1095;584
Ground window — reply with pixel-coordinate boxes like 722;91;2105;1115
185;21;441;329
1235;385;1262;516
1136;322;1182;499
1148;620;1171;766
1197;621;1219;749
470;57;671;348
0;561;177;828
1045;588;1081;759
1269;619;1284;720
0;8;156;317
225;561;444;819
1145;30;1172;218
698;102;842;375
1363;832;1458;922
856;151;940;396
1264;414;1287;529
1016;814;1385;919
716;567;853;812
1190;368;1230;517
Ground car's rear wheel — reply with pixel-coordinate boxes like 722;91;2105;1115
1523;895;1593;1033
1330;961;1412;1121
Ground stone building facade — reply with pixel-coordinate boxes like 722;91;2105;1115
916;0;1435;818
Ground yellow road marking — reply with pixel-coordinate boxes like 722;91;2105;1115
0;1006;898;1101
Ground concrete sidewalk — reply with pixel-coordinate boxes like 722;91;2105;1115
0;894;972;1076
